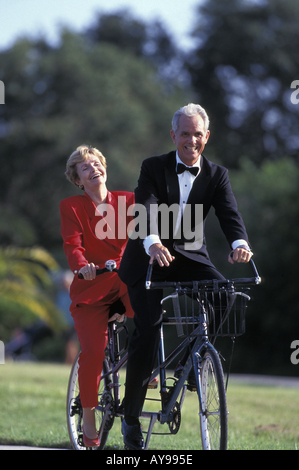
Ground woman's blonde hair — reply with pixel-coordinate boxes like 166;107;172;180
65;145;107;190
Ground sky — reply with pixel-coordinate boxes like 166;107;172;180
0;0;203;51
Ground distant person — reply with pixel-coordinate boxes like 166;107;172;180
119;103;253;450
60;145;134;448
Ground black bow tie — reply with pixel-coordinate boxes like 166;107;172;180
177;163;199;177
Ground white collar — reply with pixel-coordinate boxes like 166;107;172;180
176;151;201;169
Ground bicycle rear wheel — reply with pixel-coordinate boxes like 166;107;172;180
66;352;113;450
198;346;228;450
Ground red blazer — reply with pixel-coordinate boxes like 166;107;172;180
60;191;135;311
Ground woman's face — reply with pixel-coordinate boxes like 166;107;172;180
76;155;107;190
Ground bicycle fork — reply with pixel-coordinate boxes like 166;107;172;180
191;311;214;419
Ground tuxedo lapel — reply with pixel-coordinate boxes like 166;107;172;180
186;155;212;207
163;151;180;206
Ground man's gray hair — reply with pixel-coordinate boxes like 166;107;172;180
172;103;210;134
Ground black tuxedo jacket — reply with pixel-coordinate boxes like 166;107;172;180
119;151;248;286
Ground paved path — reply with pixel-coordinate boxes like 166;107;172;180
229;373;299;388
0;446;66;450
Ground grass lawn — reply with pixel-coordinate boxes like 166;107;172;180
0;362;298;450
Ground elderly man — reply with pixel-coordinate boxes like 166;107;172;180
119;103;252;450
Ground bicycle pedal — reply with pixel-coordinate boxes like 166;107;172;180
148;377;159;389
147;383;158;389
187;384;197;392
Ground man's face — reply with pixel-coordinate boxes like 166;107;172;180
170;114;210;166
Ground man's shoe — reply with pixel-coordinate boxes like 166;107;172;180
122;419;145;450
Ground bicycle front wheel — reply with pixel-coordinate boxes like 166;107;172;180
198;347;228;450
66;352;113;450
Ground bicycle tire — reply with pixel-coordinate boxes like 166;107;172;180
198;347;228;450
66;352;113;450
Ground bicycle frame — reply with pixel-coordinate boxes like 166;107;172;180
98;297;217;450
142;300;217;449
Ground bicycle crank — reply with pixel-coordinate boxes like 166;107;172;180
168;402;181;435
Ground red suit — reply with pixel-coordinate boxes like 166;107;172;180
60;191;134;407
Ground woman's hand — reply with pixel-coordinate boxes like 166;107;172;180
78;263;99;280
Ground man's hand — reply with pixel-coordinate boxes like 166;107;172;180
149;243;175;267
228;246;253;264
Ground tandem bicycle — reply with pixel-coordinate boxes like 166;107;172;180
66;258;261;450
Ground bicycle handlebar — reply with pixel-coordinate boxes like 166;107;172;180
76;257;261;290
145;258;261;290
76;260;118;279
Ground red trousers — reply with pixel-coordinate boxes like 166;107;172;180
71;285;133;408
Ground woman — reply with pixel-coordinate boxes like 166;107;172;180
60;145;134;447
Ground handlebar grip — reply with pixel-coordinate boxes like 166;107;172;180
78;268;107;279
76;260;118;280
145;262;155;289
249;259;261;284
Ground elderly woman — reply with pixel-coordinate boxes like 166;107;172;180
60;145;134;447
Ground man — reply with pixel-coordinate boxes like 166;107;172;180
118;103;252;450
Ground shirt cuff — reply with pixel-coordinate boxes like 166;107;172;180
231;239;250;251
143;235;161;255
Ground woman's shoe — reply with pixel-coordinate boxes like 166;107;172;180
82;428;100;448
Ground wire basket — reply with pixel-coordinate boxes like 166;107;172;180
163;286;250;339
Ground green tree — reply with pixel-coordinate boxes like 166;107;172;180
0;246;65;342
187;0;299;167
224;157;299;375
85;10;182;85
0;23;189;251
